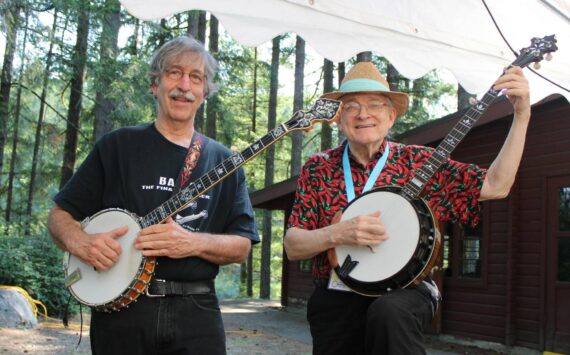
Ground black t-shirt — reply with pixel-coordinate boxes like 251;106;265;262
54;123;259;281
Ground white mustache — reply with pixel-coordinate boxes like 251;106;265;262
169;89;196;102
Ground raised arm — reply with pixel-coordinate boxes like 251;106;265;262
480;66;531;201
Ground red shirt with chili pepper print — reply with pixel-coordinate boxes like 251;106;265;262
286;140;487;281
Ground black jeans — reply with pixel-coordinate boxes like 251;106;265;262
307;284;435;355
90;293;225;355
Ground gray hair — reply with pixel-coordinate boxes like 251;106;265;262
148;36;219;98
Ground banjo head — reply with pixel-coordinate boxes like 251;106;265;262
337;189;420;282
332;187;439;296
64;209;144;307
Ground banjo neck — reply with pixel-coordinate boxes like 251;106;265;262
139;99;341;228
401;87;499;199
401;35;557;200
140;126;288;227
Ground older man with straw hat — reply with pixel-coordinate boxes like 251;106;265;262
284;61;530;354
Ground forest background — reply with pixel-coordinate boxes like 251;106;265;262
0;0;473;317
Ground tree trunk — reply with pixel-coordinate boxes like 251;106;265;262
157;18;168;47
457;84;475;111
193;11;207;132
337;62;346;145
321;59;334;151
5;14;29;222
411;77;428;113
197;12;207;43
0;5;20;193
386;63;401;92
260;36;280;299
251;48;258;133
27;11;59;218
60;1;90;188
338;62;346;86
128;19;140;56
247;249;253;297
205;15;219;139
357;51;372;62
187;10;199;38
93;0;121;142
290;36;305;177
246;48;258;297
261;209;272;299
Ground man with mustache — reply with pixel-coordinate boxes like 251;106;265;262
48;37;259;354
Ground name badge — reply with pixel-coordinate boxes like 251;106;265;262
327;270;353;292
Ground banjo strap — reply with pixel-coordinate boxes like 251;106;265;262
172;132;203;194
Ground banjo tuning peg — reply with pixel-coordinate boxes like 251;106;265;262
533;62;541;70
545;53;553;61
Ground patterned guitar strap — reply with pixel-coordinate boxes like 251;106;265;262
173;132;203;193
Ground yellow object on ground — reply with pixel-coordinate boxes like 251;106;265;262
0;285;48;318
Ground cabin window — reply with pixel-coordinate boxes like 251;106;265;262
299;259;312;273
443;211;484;280
443;225;452;277
559;187;570;231
559;238;570;282
460;221;483;278
558;187;570;281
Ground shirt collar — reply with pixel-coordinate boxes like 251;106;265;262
344;139;389;168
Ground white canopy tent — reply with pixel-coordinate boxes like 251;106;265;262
120;0;570;105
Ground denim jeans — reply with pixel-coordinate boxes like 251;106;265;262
90;293;225;355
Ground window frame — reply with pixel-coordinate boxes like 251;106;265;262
443;203;489;288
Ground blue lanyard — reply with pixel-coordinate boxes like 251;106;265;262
343;141;390;203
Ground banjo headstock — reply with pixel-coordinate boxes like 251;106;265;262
284;98;342;131
512;35;557;69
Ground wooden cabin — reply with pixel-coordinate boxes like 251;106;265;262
250;95;570;352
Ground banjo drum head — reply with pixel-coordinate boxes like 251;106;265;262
65;209;143;306
337;190;420;283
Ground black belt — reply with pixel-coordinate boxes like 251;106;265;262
145;279;214;297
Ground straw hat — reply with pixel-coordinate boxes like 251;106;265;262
321;62;409;117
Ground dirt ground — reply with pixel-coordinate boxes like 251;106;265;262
0;299;540;355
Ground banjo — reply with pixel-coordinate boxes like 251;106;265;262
328;35;558;297
63;98;341;312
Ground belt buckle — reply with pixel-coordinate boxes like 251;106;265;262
145;278;166;298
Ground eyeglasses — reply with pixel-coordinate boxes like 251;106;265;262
164;68;205;85
343;101;392;116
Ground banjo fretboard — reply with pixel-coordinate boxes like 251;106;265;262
401;88;499;199
401;35;557;200
139;125;289;227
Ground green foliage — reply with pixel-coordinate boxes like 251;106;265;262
367;55;456;136
215;263;241;299
392;70;456;135
0;223;76;318
107;57;156;127
244;210;285;300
